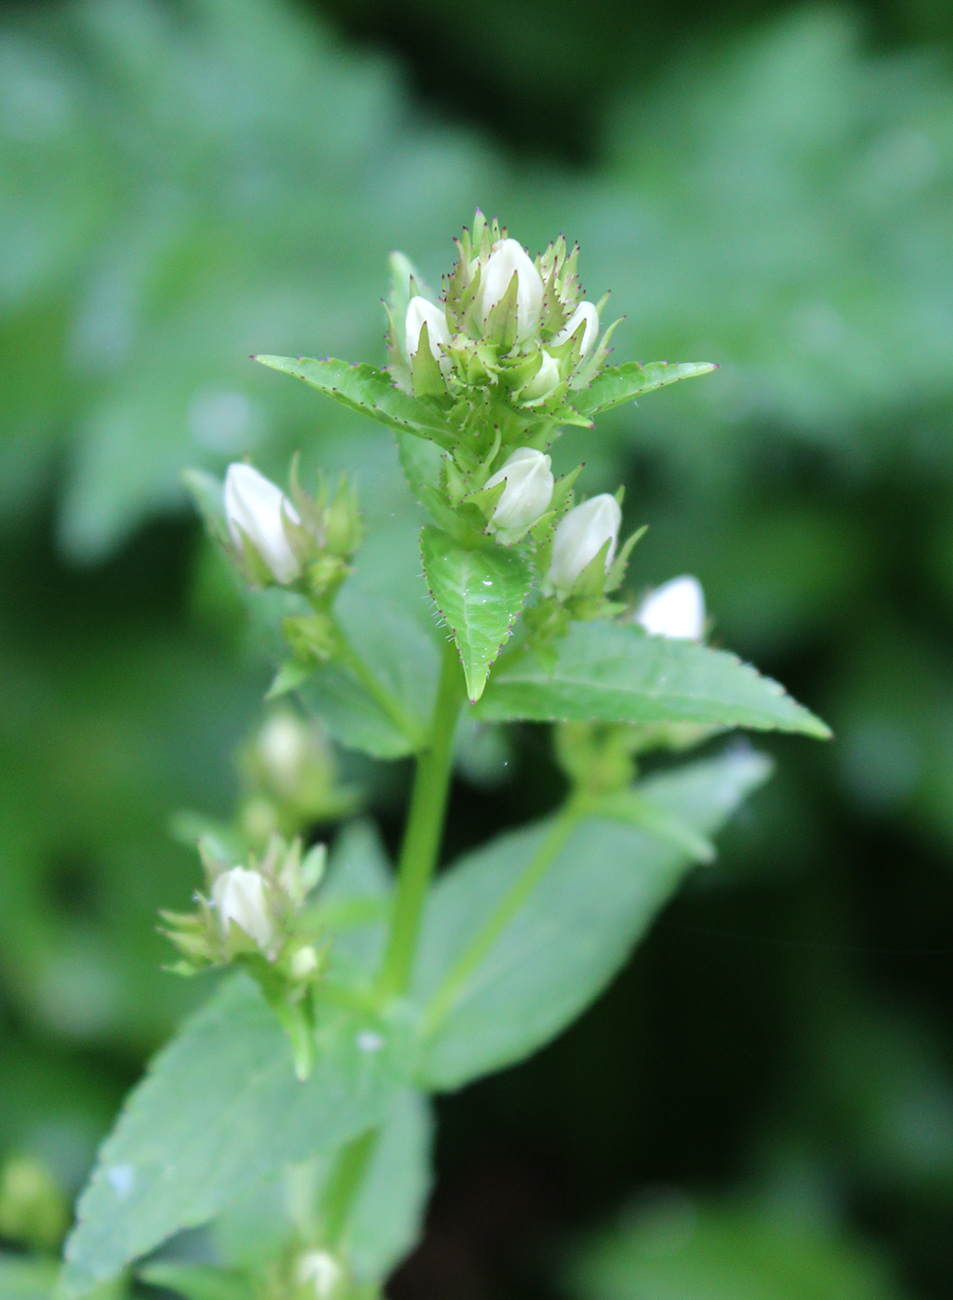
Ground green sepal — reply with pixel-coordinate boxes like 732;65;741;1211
410;321;449;399
483;271;520;351
266;659;314;699
605;525;647;593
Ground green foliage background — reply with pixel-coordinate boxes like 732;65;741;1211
1;0;952;1294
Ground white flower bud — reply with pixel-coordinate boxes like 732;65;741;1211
296;1251;344;1300
520;350;561;402
480;238;544;341
224;463;301;585
211;866;275;953
257;713;309;794
485;447;554;533
289;944;320;979
553;300;600;355
547;494;622;597
635;575;706;641
405;295;452;375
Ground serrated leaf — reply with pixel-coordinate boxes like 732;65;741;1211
254;357;456;451
474;622;831;738
62;976;413;1298
419;527;534;703
298;588;438;758
412;750;772;1089
572;361;717;417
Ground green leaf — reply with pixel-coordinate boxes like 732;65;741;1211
420;527;534;703
412;749;772;1089
572;361;717;417
566;1198;909;1300
254;358;456;451
62;976;413;1297
474;622;831;738
209;1090;433;1286
341;1090;434;1282
298;589;439;759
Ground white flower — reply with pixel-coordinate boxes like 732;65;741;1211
480;238;544;341
520;350;561;402
547;494;622;597
211;866;275;953
553;301;600;356
224;463;301;584
405;295;452;375
485;447;554;533
635;575;706;641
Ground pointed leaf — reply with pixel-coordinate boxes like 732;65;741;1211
412;750;772;1089
62;976;412;1297
420;527;534;703
474;622;831;738
573;361;717;417
254;357;455;450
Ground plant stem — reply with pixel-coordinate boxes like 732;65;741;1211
321;1127;379;1246
379;637;464;997
422;796;585;1036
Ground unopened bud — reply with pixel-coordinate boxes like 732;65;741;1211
485;447;554;534
480;238;544;341
211;866;275;953
405;296;452;375
520;350;561;402
547;494;622;597
553;300;600;355
296;1250;344;1300
635;575;706;640
224;463;301;584
290;944;321;979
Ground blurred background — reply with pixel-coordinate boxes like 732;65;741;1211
1;0;953;1295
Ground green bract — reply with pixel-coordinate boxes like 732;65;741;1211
62;215;830;1300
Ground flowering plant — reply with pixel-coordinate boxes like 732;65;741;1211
60;215;828;1300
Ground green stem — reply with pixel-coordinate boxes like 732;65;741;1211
330;617;425;749
422;795;585;1037
379;637;464;997
321;1128;379;1246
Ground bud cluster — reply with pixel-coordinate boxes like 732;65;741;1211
161;834;327;977
238;710;359;846
388;212;613;418
223;461;362;595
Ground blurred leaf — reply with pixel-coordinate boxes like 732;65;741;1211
62;975;413;1297
0;1255;59;1300
298;589;439;759
566;1196;909;1300
413;749;772;1089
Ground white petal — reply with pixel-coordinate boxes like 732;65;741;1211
224;463;301;584
635;575;706;640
